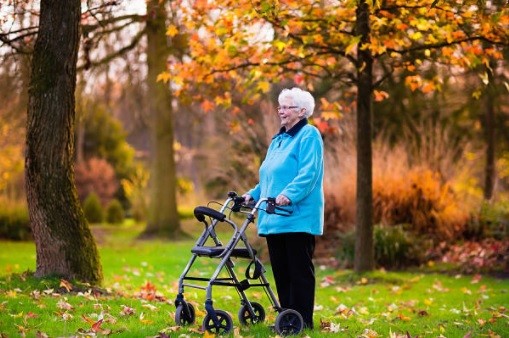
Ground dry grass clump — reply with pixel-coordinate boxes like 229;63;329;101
373;165;469;241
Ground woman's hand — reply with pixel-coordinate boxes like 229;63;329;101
276;194;291;206
242;194;252;204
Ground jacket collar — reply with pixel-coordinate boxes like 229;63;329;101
276;118;308;137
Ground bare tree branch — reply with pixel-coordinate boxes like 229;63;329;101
78;27;145;71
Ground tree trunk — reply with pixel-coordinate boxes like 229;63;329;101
483;60;496;201
142;0;182;238
25;0;102;284
354;0;375;272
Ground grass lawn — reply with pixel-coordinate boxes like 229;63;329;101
0;220;508;337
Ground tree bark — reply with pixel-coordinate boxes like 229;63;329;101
483;60;496;201
142;0;182;238
354;0;375;272
25;0;102;283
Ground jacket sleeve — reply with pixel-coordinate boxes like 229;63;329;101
246;183;261;202
280;134;323;204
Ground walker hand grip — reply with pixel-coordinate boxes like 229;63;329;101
265;197;293;216
231;196;246;212
194;206;227;222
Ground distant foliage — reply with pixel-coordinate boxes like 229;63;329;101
106;199;124;224
75;158;119;207
0;200;30;241
83;192;104;224
78;101;136;180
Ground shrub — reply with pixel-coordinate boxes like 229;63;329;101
75;158;118;206
374;225;428;269
0;201;30;241
335;225;428;270
373;168;469;241
465;200;509;240
120;164;149;222
106;199;124;224
83;192;104;224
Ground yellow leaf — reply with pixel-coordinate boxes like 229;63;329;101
166;24;179;37
410;31;423;41
461;287;472;295
346;36;361;55
257;81;270;93
157;72;171;83
6;290;18;298
203;330;216;338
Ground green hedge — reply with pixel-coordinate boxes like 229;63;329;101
106;199;124;224
0;202;31;241
83;192;104;224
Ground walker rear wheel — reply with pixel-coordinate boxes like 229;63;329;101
238;301;265;325
175;302;195;326
274;309;304;336
202;309;233;334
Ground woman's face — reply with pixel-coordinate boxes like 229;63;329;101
278;97;304;130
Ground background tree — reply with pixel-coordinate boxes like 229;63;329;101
166;0;509;272
142;0;181;238
25;0;102;283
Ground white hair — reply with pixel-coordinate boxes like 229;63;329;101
278;87;315;118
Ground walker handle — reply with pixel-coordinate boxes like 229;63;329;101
265;197;293;216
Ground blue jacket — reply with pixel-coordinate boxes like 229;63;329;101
246;119;324;236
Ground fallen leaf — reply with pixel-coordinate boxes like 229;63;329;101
92;318;104;332
142;303;158;311
397;313;411;321
59;279;73;292
203;330;216;338
120;305;135;316
471;274;482;284
56;299;73;311
26;312;38;319
81;314;95;325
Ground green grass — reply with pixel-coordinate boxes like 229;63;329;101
1;221;508;337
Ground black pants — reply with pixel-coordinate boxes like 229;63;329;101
266;232;316;329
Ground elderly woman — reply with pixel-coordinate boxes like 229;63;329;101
244;87;324;329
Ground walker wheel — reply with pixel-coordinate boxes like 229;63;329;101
202;309;233;334
175;302;195;325
238;301;265;325
275;309;304;336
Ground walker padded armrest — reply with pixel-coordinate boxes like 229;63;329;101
194;206;226;222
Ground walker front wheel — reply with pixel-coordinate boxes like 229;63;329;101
238;301;265;325
202;309;233;334
274;309;304;336
175;302;195;326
